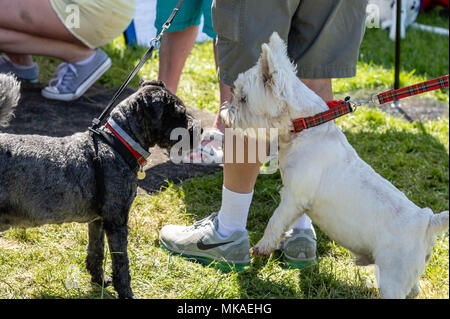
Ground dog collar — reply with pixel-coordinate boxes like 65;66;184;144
105;118;151;166
291;100;354;134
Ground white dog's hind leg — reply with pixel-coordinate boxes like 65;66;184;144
377;256;416;299
251;192;305;256
406;282;421;299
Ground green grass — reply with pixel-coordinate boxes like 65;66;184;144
0;108;447;299
0;10;448;299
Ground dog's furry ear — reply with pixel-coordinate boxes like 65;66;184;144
139;79;166;89
257;32;296;116
259;32;294;88
260;43;276;88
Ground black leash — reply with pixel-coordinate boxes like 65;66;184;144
89;0;185;134
88;0;184;213
91;132;105;212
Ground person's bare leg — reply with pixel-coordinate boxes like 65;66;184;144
223;78;333;194
0;28;94;63
212;39;228;133
158;25;199;93
0;0;94;65
0;0;85;45
221;81;262;194
6;54;33;66
188;39;228;162
301;78;333;102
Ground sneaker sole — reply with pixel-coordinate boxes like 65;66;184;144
41;58;112;101
282;255;318;269
23;78;38;84
15;77;38;84
160;241;250;272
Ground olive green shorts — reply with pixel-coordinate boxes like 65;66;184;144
211;0;368;87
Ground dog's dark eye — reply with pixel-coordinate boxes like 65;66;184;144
239;96;247;104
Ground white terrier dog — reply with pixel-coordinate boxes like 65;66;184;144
220;32;449;299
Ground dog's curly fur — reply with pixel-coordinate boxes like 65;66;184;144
0;74;194;298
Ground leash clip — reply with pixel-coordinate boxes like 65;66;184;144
354;94;379;107
345;93;379;112
150;37;161;50
89;118;102;135
89;127;101;135
344;96;358;112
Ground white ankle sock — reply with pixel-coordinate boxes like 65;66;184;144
217;185;253;238
290;214;313;231
75;51;96;65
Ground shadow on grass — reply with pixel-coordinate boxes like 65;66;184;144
32;281;117;299
293;263;378;299
137;161;220;195
34;291;115;300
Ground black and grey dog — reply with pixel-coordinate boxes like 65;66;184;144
0;74;194;298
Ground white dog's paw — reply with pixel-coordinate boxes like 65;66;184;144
250;241;276;257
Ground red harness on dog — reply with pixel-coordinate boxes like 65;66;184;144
291;75;449;134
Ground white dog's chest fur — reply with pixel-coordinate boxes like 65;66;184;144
278;122;429;258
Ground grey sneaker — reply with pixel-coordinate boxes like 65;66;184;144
41;49;111;101
160;213;251;271
279;228;317;269
0;54;38;83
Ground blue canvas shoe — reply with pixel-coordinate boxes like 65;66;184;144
42;49;111;101
0;54;38;83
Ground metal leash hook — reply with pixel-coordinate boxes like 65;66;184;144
345;94;379;112
150;38;161;50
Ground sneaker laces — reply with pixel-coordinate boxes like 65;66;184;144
49;62;78;91
183;213;217;232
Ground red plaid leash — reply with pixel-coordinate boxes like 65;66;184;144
376;74;449;104
292;75;449;134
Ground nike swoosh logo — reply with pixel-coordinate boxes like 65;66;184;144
197;237;234;250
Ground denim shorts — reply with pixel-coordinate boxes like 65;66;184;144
155;0;217;39
212;0;368;87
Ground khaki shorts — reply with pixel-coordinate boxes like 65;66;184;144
50;0;136;49
212;0;368;87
